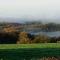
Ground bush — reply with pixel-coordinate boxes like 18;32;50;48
32;35;49;43
49;37;57;43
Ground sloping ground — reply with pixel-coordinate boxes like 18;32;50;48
0;43;60;60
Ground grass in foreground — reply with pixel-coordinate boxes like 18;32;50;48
0;43;60;60
0;43;60;49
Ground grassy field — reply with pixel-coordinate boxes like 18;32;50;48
0;43;60;49
0;43;60;60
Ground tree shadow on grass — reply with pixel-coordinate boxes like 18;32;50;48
0;48;60;60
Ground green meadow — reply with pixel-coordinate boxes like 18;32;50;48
0;43;60;60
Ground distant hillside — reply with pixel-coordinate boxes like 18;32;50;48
0;21;60;33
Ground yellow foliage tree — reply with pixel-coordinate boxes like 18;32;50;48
17;32;30;44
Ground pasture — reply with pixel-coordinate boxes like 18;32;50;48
0;43;60;60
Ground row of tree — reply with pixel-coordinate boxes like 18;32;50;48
0;31;60;44
24;22;60;32
0;24;59;44
1;22;60;32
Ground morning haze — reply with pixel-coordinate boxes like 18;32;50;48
0;0;60;23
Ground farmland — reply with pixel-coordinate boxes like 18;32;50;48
0;43;60;60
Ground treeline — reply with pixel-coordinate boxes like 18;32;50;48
0;22;60;44
1;22;60;32
24;22;60;32
0;31;60;44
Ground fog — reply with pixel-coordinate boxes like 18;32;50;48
0;0;60;23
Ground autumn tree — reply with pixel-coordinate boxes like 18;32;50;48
32;35;49;43
17;32;31;44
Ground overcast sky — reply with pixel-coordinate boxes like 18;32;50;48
0;0;60;22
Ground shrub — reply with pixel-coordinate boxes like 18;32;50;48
32;35;49;43
49;37;57;43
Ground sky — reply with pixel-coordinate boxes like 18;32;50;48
0;0;60;22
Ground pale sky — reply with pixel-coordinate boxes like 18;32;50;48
0;0;60;22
